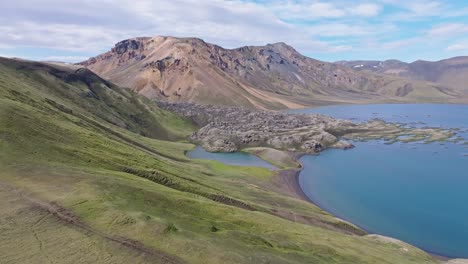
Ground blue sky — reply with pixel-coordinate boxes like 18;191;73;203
0;0;467;62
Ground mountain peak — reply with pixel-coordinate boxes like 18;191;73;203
267;42;296;52
79;36;463;109
268;42;289;47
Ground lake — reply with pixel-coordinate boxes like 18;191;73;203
187;146;277;170
187;104;468;258
292;104;468;258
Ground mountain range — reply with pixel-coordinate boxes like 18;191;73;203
79;36;467;109
337;57;468;92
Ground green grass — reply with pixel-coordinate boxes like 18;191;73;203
0;58;440;263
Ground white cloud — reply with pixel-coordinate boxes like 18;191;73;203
274;2;345;20
41;56;90;62
447;42;468;52
428;24;468;37
273;1;382;20
348;3;382;17
0;43;13;49
328;45;353;52
0;22;133;53
0;0;359;56
0;0;466;62
380;0;446;20
403;1;442;16
308;2;346;17
307;23;370;37
306;23;395;37
379;37;421;50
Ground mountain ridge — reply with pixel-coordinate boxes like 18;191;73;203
79;36;465;109
337;56;468;92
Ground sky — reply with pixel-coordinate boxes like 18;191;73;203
0;0;467;63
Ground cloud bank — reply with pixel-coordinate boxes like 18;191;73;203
0;0;466;62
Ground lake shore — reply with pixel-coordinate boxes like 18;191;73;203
179;102;468;262
188;140;465;262
280;149;465;263
272;168;311;203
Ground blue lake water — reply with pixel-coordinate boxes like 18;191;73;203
292;104;468;258
187;146;277;170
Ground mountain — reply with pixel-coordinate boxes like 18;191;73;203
337;57;468;91
79;36;464;109
1;57;441;263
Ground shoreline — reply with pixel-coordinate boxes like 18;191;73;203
181;101;468;262
189;143;464;261
270;151;313;203
283;151;461;262
273;168;312;203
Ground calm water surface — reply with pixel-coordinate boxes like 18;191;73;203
293;104;468;258
187;146;276;170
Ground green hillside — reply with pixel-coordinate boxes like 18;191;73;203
0;57;437;263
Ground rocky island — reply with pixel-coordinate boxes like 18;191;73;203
158;101;455;154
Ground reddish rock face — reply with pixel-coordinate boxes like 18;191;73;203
78;36;462;109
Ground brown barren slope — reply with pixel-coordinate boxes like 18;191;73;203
338;56;468;94
80;36;465;109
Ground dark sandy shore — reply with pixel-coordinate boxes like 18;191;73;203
269;152;312;202
271;168;311;202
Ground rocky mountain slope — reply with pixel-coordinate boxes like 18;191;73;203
337;57;468;92
79;36;464;109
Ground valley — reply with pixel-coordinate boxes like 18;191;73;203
0;57;453;263
4;0;468;262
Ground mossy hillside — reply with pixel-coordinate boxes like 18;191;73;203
0;58;439;263
0;58;194;141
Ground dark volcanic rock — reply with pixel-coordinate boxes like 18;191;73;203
158;102;355;153
114;39;142;54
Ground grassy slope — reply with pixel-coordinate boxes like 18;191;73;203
0;58;438;263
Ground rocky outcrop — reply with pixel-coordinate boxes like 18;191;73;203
158;102;355;153
114;39;142;54
159;101;456;153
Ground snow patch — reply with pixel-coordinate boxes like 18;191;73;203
293;73;305;84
